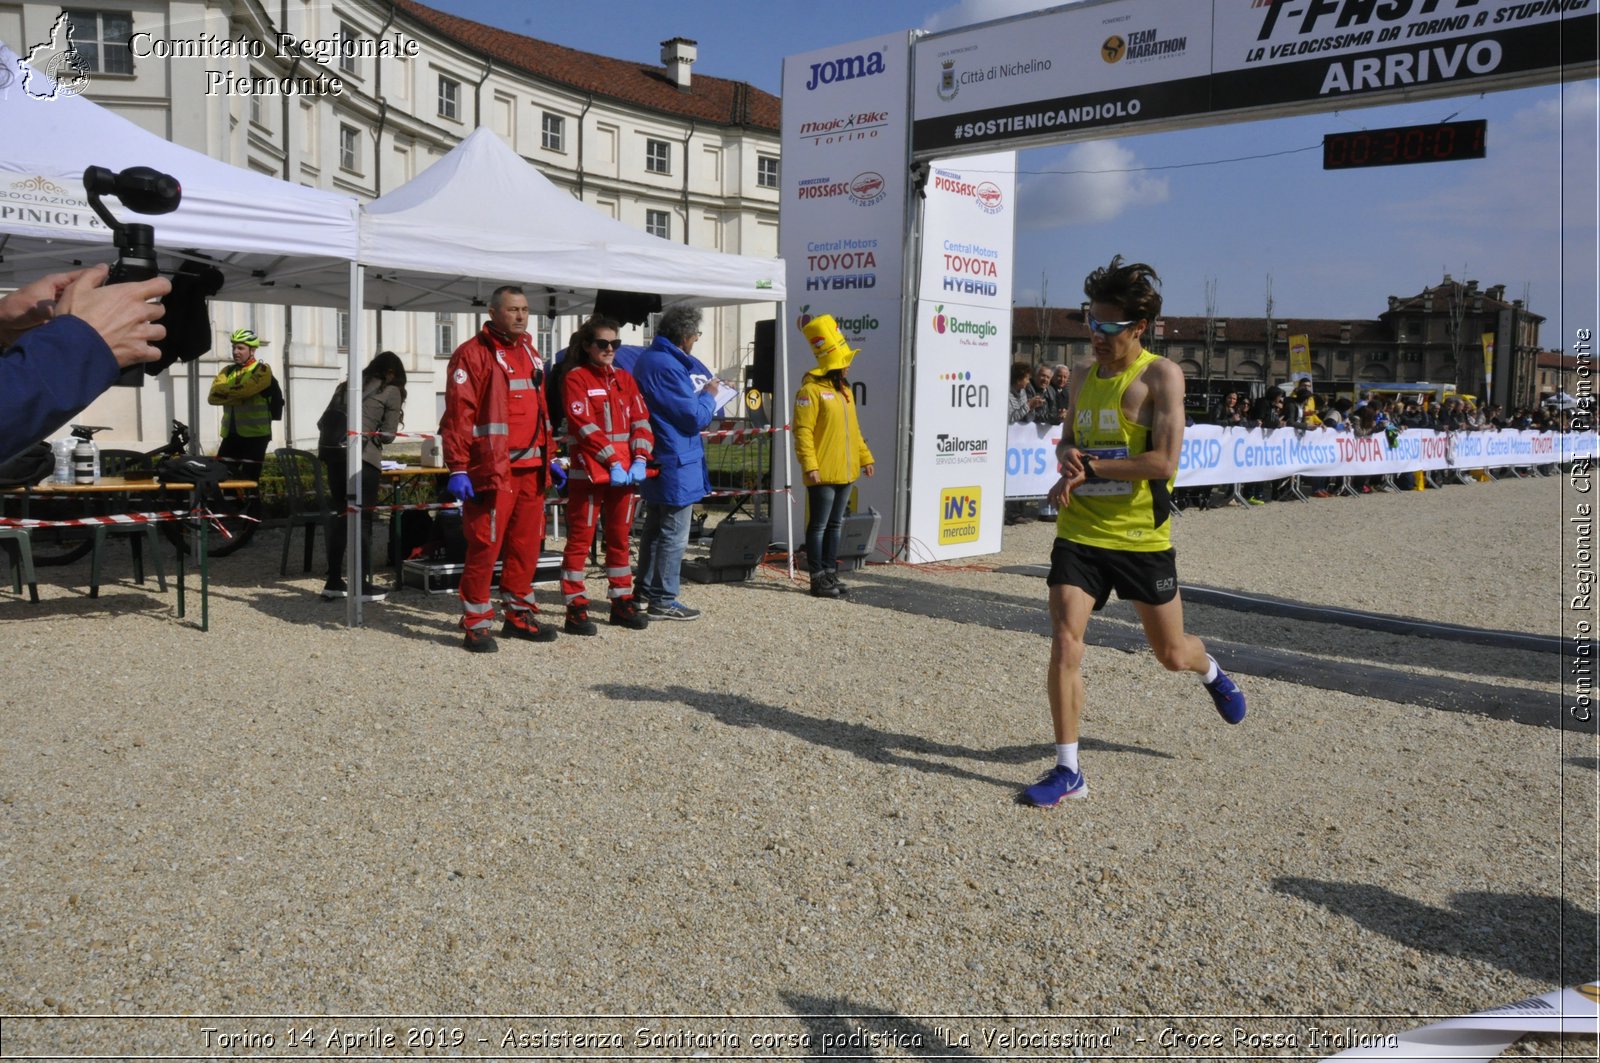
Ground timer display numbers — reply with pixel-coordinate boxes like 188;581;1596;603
1322;119;1487;170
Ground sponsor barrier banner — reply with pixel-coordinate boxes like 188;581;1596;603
780;32;914;547
911;0;1596;154
907;151;1016;561
1005;423;1589;498
1327;981;1599;1062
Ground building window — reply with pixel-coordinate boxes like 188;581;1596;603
338;23;359;75
645;209;670;240
338;125;359;171
438;75;460;121
65;10;133;74
757;154;779;189
248;91;263;126
645;138;671;174
434;313;455;358
542;113;565;152
336;310;351;352
536;317;557;359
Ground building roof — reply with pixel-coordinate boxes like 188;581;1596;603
1383;275;1545;322
393;0;780;131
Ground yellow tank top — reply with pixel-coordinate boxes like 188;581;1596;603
1056;349;1173;551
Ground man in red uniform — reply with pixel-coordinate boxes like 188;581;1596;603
440;285;564;653
557;315;654;634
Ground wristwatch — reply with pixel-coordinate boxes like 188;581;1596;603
1080;455;1097;480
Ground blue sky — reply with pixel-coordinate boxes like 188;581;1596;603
430;0;1597;348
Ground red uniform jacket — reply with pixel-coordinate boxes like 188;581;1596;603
561;362;654;483
440;325;553;493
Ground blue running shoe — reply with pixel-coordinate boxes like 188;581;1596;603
1020;764;1087;807
1205;666;1247;724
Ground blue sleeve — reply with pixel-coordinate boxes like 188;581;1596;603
635;351;716;435
0;316;119;463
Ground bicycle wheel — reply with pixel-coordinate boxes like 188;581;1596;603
21;497;94;566
161;496;261;557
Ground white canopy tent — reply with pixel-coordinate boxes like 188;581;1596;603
0;42;361;300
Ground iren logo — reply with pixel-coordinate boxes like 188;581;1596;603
805;49;887;91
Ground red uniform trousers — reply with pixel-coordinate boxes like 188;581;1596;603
459;465;548;631
560;479;637;604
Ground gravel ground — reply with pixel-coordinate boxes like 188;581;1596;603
0;473;1593;1058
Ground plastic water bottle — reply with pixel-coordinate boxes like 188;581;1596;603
50;438;74;483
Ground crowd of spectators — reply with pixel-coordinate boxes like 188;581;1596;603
1200;383;1573;434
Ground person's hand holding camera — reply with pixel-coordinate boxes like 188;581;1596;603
51;263;171;368
0;269;86;346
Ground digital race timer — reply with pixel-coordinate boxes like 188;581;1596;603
1322;119;1487;170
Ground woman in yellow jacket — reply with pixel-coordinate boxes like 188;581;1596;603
795;315;874;599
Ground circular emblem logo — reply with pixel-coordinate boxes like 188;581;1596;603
848;171;886;206
1101;35;1126;63
570;400;584;416
744;388;762;411
46;50;90;96
452;367;468;385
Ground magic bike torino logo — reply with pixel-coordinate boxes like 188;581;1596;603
1103;26;1189;63
20;13;91;99
939;486;982;544
796;110;889;147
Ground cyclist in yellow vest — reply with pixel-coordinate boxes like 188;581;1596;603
209;328;275;476
1021;256;1247;809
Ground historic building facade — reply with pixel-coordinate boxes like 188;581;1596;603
0;0;781;447
1013;275;1548;412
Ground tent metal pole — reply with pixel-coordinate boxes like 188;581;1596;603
775;300;794;581
345;263;365;627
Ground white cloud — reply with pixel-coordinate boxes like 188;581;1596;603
1016;141;1170;227
921;0;1082;33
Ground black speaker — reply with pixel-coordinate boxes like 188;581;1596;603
681;519;772;583
837;508;881;571
748;319;775;393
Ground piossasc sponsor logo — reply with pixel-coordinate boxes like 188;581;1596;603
804;48;886;91
975;181;1004;214
934;434;990;465
848;172;886;206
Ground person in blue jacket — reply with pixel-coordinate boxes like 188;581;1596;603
0;264;171;463
630;305;726;621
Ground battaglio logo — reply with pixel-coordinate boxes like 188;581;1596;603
804;49;887;91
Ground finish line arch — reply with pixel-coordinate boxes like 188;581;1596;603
779;0;1596;562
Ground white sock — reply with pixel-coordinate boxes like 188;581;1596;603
1056;742;1079;772
1203;655;1220;684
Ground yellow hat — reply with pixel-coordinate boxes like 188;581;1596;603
800;314;858;372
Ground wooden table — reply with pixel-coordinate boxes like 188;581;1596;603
2;477;256;630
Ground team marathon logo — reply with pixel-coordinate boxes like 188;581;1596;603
1101;26;1189;64
19;14;91;99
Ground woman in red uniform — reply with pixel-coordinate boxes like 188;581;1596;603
557;315;654;634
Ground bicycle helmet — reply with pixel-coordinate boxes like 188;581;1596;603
229;328;267;348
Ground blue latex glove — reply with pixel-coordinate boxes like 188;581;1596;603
548;460;567;490
608;463;630;487
629;457;648;484
447;472;475;502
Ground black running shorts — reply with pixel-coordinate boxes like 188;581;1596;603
1047;537;1178;611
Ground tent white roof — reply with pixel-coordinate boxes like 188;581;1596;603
353;128;786;314
0;41;360;303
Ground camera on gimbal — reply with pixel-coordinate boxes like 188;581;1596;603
83;164;181;385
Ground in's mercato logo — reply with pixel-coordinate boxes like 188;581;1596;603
939;486;982;545
804;49;887;92
940;372;991;409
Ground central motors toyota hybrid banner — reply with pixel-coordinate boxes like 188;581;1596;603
911;0;1595;154
780;31;914;551
905;151;1016;562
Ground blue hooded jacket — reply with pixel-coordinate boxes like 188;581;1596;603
632;335;716;507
